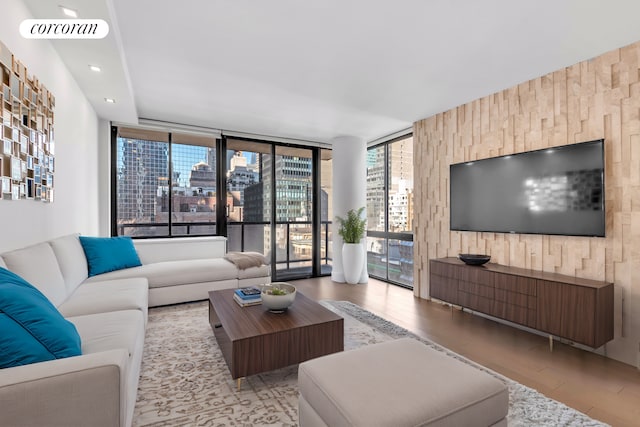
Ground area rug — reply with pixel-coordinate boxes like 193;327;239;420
133;301;607;426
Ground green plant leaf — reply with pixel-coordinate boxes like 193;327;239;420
335;206;366;244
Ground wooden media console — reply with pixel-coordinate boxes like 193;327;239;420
429;258;614;349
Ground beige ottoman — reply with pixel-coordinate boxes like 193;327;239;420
298;338;508;427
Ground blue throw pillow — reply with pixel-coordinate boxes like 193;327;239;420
79;236;142;277
0;267;82;369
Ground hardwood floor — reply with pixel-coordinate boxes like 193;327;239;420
291;276;640;427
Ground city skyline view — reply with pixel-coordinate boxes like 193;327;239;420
167;144;256;189
115;132;413;287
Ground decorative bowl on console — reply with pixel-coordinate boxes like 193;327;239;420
261;282;297;313
458;254;491;266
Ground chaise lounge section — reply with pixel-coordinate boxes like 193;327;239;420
84;236;271;307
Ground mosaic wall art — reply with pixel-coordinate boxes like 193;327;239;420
0;40;55;203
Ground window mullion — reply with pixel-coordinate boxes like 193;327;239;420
167;132;173;236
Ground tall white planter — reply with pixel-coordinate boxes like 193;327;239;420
342;243;364;284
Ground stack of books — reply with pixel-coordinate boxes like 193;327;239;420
233;286;262;307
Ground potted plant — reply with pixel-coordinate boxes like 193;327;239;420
335;207;366;284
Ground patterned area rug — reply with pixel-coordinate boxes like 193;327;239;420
133;300;607;426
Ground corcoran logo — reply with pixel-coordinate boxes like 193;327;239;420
19;19;109;39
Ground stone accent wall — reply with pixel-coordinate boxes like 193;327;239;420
413;41;640;365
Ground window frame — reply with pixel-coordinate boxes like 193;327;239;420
110;125;334;279
110;125;219;238
366;133;414;289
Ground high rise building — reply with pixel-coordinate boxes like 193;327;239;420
243;182;265;223
155;159;218;235
207;147;216;178
275;155;312;222
189;161;216;191
389;137;414;233
117;138;168;222
366;138;414;231
366;147;386;230
389;183;412;231
226;151;258;220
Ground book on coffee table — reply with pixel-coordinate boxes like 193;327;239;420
238;286;261;297
233;293;262;307
234;288;262;301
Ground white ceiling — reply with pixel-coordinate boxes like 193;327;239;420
22;0;640;144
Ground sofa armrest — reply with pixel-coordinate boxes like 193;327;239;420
0;349;129;427
133;236;227;264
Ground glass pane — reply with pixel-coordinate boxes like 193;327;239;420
227;223;242;252
274;146;313;277
365;136;414;289
388;136;414;233
226;139;271;255
366;236;387;278
227;223;270;254
116;135;169;237
274;224;313;272
388;239;414;286
320;149;333;275
170;140;216;236
367;146;386;232
243;224;270;253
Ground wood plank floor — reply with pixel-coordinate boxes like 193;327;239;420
291;276;640;427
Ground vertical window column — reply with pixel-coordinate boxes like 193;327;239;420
366;135;414;288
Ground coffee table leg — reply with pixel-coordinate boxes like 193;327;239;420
237;377;243;391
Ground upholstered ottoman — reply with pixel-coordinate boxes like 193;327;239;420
298;338;508;427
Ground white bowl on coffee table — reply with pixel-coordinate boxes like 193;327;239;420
261;282;296;313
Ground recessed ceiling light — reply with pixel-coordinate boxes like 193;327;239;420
59;6;78;18
104;98;116;103
89;65;101;72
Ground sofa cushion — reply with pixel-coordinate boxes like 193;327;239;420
0;257;6;269
79;236;142;277
83;258;238;288
58;278;149;321
133;236;227;264
68;309;146;427
238;263;271;280
49;233;89;294
0;268;82;369
67;310;145;358
1;242;67;306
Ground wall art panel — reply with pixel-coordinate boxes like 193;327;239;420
0;40;54;203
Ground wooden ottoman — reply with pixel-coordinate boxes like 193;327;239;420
298;338;508;427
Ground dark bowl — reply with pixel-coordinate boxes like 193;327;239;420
459;254;491;266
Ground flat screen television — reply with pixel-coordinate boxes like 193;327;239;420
450;139;605;237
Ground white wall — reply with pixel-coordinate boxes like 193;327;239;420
97;119;111;236
0;0;100;252
330;135;368;284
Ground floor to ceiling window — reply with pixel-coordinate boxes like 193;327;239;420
223;137;332;280
320;149;333;275
112;125;332;280
225;138;271;255
366;134;414;288
273;145;314;278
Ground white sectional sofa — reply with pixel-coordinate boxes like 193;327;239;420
86;236;271;307
0;233;271;427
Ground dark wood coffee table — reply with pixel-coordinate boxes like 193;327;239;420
208;288;344;389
